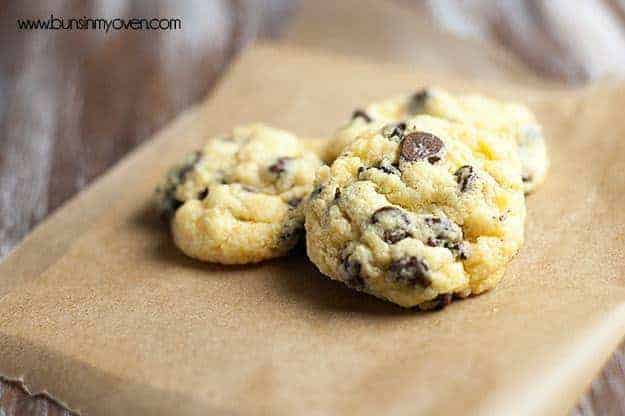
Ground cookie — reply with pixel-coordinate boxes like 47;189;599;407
326;87;548;193
306;115;526;309
155;124;323;264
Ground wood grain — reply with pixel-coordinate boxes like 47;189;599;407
1;1;625;415
415;0;625;83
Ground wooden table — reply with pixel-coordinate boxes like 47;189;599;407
2;1;625;414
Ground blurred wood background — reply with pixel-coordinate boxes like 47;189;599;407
1;1;625;415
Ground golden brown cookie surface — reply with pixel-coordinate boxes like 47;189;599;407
306;116;526;308
326;88;548;193
155;124;322;264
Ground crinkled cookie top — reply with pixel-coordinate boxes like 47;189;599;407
306;115;526;308
156;124;322;264
326;87;548;193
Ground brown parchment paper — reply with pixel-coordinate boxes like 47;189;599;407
1;44;625;416
285;0;542;84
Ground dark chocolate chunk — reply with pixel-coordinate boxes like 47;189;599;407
176;150;202;182
160;193;183;221
341;252;365;290
442;241;471;260
371;207;408;224
334;188;342;200
371;206;412;244
431;293;453;310
384;122;407;140
456;242;471;260
359;161;401;177
158;152;203;220
400;132;444;163
376;160;401;175
177;165;194;181
454;165;476;192
343;256;361;277
351;109;372;123
408;89;429;114
345;274;366;290
383;230;409;245
158;151;204;221
170;198;183;212
198;188;209;200
268;157;293;175
424;216;463;249
310;185;324;199
388;257;431;287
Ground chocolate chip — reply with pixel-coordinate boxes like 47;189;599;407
392;122;407;136
522;173;532;183
351;109;372;123
441;240;471;260
178;165;194;181
383;230;409;244
198;188;209;200
160;194;183;221
376;160;401;175
371;206;410;224
455;165;476;192
343;257;361;277
170;199;183;212
345;274;366;290
424;216;463;249
384;122;407;140
288;197;302;207
371;206;412;244
341;253;365;290
310;185;324;199
457;242;471;260
431;293;453;310
158;151;203;220
358;161;400;177
177;151;202;181
408;89;429;114
268;157;293;175
400;132;444;163
388;257;431;287
334;188;342;200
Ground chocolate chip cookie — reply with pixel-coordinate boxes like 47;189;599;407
326;87;548;193
306;116;526;309
155;124;322;264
